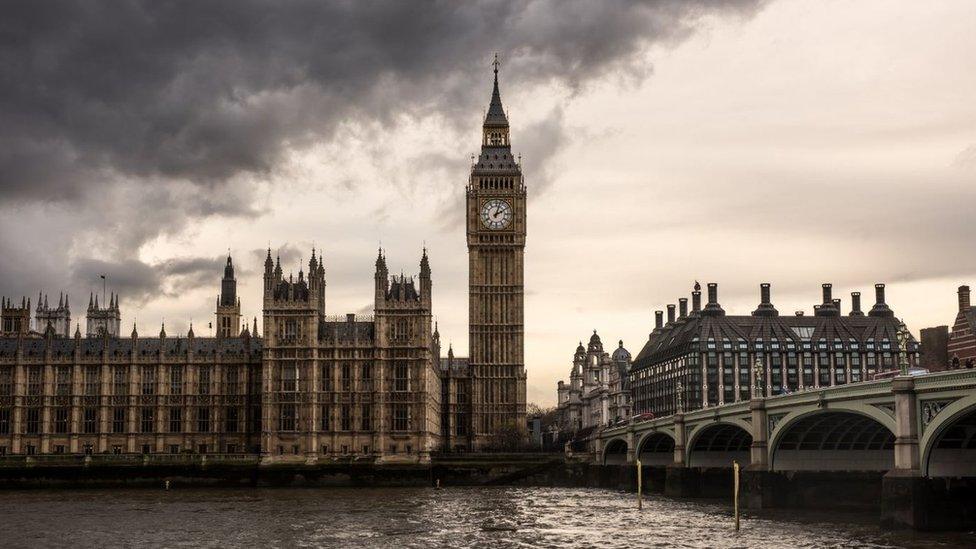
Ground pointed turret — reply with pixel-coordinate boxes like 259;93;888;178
159;322;166;338
375;247;389;304
131;322;138;339
187;322;195;338
420;247;432;305
74;323;81;338
420;247;430;276
484;53;509;129
88;293;94;311
252;317;258;338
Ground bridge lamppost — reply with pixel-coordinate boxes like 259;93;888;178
752;357;765;399
896;320;910;376
676;381;684;413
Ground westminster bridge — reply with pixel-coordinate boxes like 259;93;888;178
593;369;976;530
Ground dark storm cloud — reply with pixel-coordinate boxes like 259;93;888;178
70;255;231;305
0;0;764;202
0;0;765;301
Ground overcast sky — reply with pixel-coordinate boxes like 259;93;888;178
2;1;974;406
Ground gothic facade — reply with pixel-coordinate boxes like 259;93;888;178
0;279;262;457
555;332;632;438
455;59;528;448
0;61;530;459
259;247;441;463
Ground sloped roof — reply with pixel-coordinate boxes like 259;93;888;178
633;312;916;370
0;336;262;359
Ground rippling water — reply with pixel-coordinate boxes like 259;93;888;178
0;487;972;548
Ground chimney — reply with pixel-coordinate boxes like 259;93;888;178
678;298;688;319
815;283;839;317
869;283;893;317
702;283;725;316
666;304;676;324
654;310;663;329
752;282;778;317
960;285;971;311
795;310;805;316
832;298;841;312
692;289;702;314
850;292;863;316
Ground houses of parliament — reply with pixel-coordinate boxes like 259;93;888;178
0;64;527;462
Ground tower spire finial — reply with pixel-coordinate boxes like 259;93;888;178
493;52;499;78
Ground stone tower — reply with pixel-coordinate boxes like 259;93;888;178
86;292;121;337
465;57;527;447
35;293;71;337
215;254;242;338
0;296;31;336
260;248;325;461
372;248;438;461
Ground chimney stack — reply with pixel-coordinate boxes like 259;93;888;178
752;282;778;317
960;285;971;311
678;298;688;319
832;298;841;312
654;310;663;329
869;283;893;317
692;287;702;314
702;283;725;316
816;283;839;317
667;304;676;324
850;292;863;316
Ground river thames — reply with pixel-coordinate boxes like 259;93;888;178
0;486;972;548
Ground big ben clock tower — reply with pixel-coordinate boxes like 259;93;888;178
466;56;527;448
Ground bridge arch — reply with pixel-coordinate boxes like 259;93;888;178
687;421;752;468
636;431;675;466
921;393;976;477
603;437;629;465
769;408;895;471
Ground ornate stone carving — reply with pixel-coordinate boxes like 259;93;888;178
768;413;786;433
921;400;954;428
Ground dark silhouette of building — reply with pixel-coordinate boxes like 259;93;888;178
919;326;949;372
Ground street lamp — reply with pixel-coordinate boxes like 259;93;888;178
896;320;911;376
676;380;684;413
753;357;764;399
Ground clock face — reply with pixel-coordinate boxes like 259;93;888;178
481;199;513;230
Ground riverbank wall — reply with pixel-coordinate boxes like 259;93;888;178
0;455;902;500
0;453;591;489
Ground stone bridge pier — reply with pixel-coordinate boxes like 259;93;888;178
597;371;976;530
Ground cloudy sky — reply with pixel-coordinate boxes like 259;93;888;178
2;1;974;405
